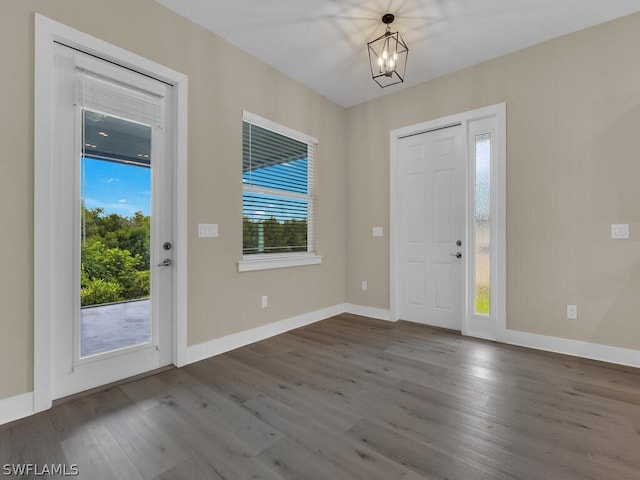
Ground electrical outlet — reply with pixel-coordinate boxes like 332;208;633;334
261;296;268;308
567;304;577;319
611;224;629;239
361;281;368;291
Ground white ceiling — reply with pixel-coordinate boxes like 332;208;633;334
154;0;640;107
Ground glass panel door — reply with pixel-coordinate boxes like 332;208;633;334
80;110;153;358
49;42;174;401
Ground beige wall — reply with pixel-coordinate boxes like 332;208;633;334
0;0;346;400
346;12;640;350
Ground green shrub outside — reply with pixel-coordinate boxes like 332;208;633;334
81;278;123;305
80;206;150;306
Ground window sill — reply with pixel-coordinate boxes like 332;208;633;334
238;253;323;272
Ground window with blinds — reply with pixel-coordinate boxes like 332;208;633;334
242;113;316;256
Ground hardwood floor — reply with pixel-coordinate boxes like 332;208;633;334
2;313;639;479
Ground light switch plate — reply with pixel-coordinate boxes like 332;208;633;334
198;223;219;238
372;227;384;237
611;224;629;240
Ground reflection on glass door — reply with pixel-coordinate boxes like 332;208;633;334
80;110;152;357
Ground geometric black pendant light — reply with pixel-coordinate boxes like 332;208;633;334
367;13;409;88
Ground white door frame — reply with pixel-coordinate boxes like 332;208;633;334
34;14;189;412
390;103;506;340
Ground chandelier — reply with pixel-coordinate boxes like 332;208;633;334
367;13;409;88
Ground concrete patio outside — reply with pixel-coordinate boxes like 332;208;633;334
80;299;151;357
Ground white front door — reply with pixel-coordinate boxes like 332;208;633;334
397;126;465;330
49;44;174;399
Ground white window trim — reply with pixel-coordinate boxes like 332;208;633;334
238;252;323;272
239;111;321;272
242;111;318;145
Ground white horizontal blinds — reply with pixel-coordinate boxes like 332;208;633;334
306;142;315;252
242;114;316;255
75;69;163;128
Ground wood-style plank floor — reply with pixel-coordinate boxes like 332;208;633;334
2;313;639;479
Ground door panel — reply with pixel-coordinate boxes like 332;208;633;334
398;126;465;329
434;263;453;310
434;169;454;243
406;173;426;243
406;262;425;306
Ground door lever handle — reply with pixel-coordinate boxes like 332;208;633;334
158;258;173;267
449;252;462;259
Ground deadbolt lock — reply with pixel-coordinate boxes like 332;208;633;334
163;242;172;251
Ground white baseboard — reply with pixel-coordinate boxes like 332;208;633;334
342;305;639;368
344;304;394;322
502;328;640;369
182;303;345;366
0;392;34;426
